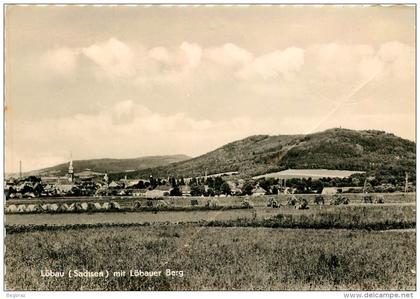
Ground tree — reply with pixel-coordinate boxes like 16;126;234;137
271;186;278;195
190;183;205;196
311;180;324;194
242;181;254;195
27;176;41;183
135;180;145;189
220;182;231;195
169;177;178;188
189;177;198;186
214;177;224;193
206;188;215;197
206;177;215;189
149;176;158;189
258;178;271;192
170;186;182;196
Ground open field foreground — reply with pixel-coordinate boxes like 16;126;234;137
6;204;415;230
5;192;416;206
5;226;415;291
5;193;416;291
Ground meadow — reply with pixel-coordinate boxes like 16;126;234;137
6;204;415;229
5;225;415;291
4;193;416;291
5;192;415;207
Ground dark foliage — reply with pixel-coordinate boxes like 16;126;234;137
113;129;415;186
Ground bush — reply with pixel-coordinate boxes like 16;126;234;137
190;199;199;206
374;195;384;204
295;198;309;210
362;195;373;204
241;200;253;209
330;195;349;205
133;201;142;209
314;195;325;205
267;198;279;208
287;196;297;206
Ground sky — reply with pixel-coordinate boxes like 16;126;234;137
5;5;416;172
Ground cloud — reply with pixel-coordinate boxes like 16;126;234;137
148;46;170;64
111;100;137;124
6;100;296;172
305;43;376;82
206;43;253;66
41;46;80;75
180;42;202;69
236;47;305;80
18;40;413;173
41;39;307;83
306;42;414;84
82;38;136;78
377;41;415;80
7;91;415;173
36;38;414;93
378;41;411;62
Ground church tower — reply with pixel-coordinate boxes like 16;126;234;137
68;155;74;183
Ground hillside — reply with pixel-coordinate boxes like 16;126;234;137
110;128;416;182
27;155;191;176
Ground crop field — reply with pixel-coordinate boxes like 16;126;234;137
5;226;415;291
4;193;416;291
252;168;365;179
5;192;415;207
5;204;415;228
6;208;263;226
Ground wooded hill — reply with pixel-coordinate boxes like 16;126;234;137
110;128;415;183
26;155;191;177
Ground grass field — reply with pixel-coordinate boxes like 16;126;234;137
252;169;365;179
5;193;416;291
6;204;415;229
5;192;416;207
5;226;415;291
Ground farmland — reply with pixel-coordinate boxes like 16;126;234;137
4;193;416;291
5;204;416;229
5;192;416;207
5;226;415;291
252;168;365;179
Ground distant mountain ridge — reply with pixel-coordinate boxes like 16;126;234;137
109;128;415;181
25;154;191;176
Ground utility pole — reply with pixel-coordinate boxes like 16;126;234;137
405;172;409;194
19;160;22;178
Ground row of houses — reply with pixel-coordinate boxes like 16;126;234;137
8;160;410;199
5;174;286;199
